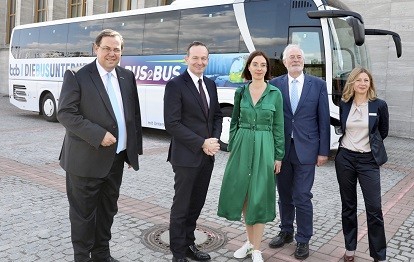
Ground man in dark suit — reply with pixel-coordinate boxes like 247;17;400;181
268;44;330;259
164;41;222;262
58;29;142;262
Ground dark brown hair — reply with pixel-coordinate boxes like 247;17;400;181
186;41;209;56
95;29;124;50
242;50;271;80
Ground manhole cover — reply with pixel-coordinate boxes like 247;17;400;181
142;224;227;253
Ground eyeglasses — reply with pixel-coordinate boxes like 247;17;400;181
98;46;122;54
251;63;267;69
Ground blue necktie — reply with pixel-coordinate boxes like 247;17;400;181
106;73;126;153
290;79;299;113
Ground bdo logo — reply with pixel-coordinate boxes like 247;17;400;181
9;64;21;76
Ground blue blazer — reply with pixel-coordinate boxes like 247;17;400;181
339;98;389;166
164;70;223;167
270;74;330;164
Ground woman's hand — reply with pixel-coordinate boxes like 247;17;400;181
274;160;282;175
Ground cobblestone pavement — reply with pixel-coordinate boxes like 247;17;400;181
1;94;413;262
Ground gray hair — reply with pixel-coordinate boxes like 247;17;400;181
282;44;305;60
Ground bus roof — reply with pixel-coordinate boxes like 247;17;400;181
171;0;237;7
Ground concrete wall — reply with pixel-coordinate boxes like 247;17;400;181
1;0;413;138
343;0;414;138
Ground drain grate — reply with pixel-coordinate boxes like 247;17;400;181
142;224;227;253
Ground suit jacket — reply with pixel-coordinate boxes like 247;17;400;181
339;98;389;166
164;70;222;167
58;60;143;178
270;74;330;164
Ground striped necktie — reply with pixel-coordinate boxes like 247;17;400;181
290;79;299;113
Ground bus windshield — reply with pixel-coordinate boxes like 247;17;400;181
329;16;371;107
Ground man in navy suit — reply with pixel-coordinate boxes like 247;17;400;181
164;41;222;262
268;44;330;259
58;29;142;262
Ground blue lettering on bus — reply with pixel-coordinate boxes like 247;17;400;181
10;62;88;78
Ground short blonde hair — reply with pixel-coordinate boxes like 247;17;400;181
342;67;377;102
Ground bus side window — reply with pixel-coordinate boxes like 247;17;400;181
67;20;103;57
143;11;180;55
179;5;240;54
11;30;21;59
39;24;68;58
19;28;40;59
104;15;145;56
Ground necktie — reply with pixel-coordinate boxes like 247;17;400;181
198;79;209;115
290;79;299;113
106;73;126;153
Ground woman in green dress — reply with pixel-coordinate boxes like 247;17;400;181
217;51;285;262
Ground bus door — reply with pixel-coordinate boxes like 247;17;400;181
288;27;325;79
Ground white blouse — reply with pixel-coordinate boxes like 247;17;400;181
341;102;371;153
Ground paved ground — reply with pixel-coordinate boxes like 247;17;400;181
0;94;413;262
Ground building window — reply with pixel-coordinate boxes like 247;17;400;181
35;0;48;22
159;0;174;5
6;0;16;44
109;0;131;12
69;0;86;17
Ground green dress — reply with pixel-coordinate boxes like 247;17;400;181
217;83;285;225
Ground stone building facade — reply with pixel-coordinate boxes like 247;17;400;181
343;0;414;139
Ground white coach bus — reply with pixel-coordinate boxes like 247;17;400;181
8;0;401;150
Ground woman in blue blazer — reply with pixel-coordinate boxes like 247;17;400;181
335;67;389;262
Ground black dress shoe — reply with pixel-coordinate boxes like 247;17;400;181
186;244;211;261
294;242;309;259
172;257;189;262
268;231;294;248
91;257;119;262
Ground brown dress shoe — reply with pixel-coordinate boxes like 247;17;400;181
344;254;355;261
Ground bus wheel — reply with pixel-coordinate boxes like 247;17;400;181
219;106;233;152
41;93;58;122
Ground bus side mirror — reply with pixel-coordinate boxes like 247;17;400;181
307;10;365;46
365;29;402;58
347;17;365;46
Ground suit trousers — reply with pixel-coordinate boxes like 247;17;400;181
66;150;126;262
169;154;214;258
277;139;315;243
335;147;386;260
